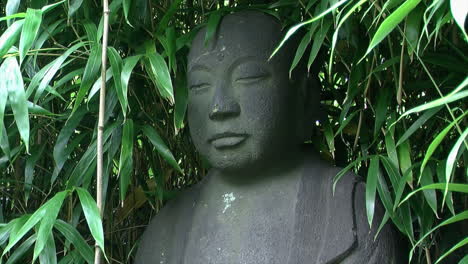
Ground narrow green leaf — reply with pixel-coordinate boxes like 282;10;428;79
156;0;183;35
53;107;86;183
69;0;84;17
290;23;316;76
19;8;43;63
399;183;468;206
0;61;8;143
5;0;21;26
72;44;102;113
123;0;132;26
1;57;29;152
270;0;348;59
396;106;442;146
119;119;134;201
409;211;468;262
437;237;468;263
141;124;182;173
420;111;468;178
366;157;379;228
120;55;141;110
174;73;188;134
0;123;11;160
146;52;174;104
205;11;222;46
33;191;68;261
444;127;468;203
0;19;24;59
374;86;390;136
5;235;36;264
38;233;57;264
83;21;97;44
334;110;358;137
399;77;468;119
307;19;331;71
41;0;66;13
108;47;127;117
54;220;93;264
34;42;85;103
24;144;45;204
2;191;68;255
329;0;367;76
420;166;438;215
450;0;468;40
397;132;413;184
88;67;112;100
75;187;105;253
365;0;422;56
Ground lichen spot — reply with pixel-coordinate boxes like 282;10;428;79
222;192;236;213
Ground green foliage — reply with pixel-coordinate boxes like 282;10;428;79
0;0;466;263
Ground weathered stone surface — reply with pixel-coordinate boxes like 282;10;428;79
135;11;403;264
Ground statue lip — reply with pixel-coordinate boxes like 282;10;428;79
209;132;248;148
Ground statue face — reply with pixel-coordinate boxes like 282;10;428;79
187;12;302;172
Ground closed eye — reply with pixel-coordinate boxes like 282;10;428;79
235;75;270;84
190;83;211;91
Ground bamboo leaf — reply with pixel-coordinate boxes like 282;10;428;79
174;73;188;134
5;0;21;26
420;111;468;178
444;127;468;203
1;57;30;152
307;19;331;71
69;0;84;17
399;77;468;119
141;124;182;173
33;191;68;262
365;0;422;56
436;237;468;263
205;11;222;46
399;183;468;205
108;47;127;117
270;0;348;59
24;144;45;204
120;55;141;111
119;119;134;201
450;0;468;40
396;106;442;146
54;220;93;264
73;44;102;113
5;235;36;264
409;211;468;262
2;191;68;255
52;107;87;183
75;187;105;253
366;157;379;228
289;23;316;76
19;8;43;63
123;0;132;26
34;42;85;103
0;19;24;59
420;166;438;215
146;52;174;104
38;233;57;264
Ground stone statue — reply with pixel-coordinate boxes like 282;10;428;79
136;11;402;264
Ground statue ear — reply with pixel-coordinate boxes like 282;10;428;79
297;73;322;142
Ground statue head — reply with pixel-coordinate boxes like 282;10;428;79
187;11;319;174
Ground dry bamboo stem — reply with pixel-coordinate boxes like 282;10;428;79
95;0;110;262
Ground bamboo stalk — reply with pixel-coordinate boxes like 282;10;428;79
95;0;110;262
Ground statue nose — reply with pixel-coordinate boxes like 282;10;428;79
209;97;241;120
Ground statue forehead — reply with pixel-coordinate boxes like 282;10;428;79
188;12;284;67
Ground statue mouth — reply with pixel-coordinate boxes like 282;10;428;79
209;132;248;149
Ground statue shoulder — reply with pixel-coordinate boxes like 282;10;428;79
135;183;202;263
